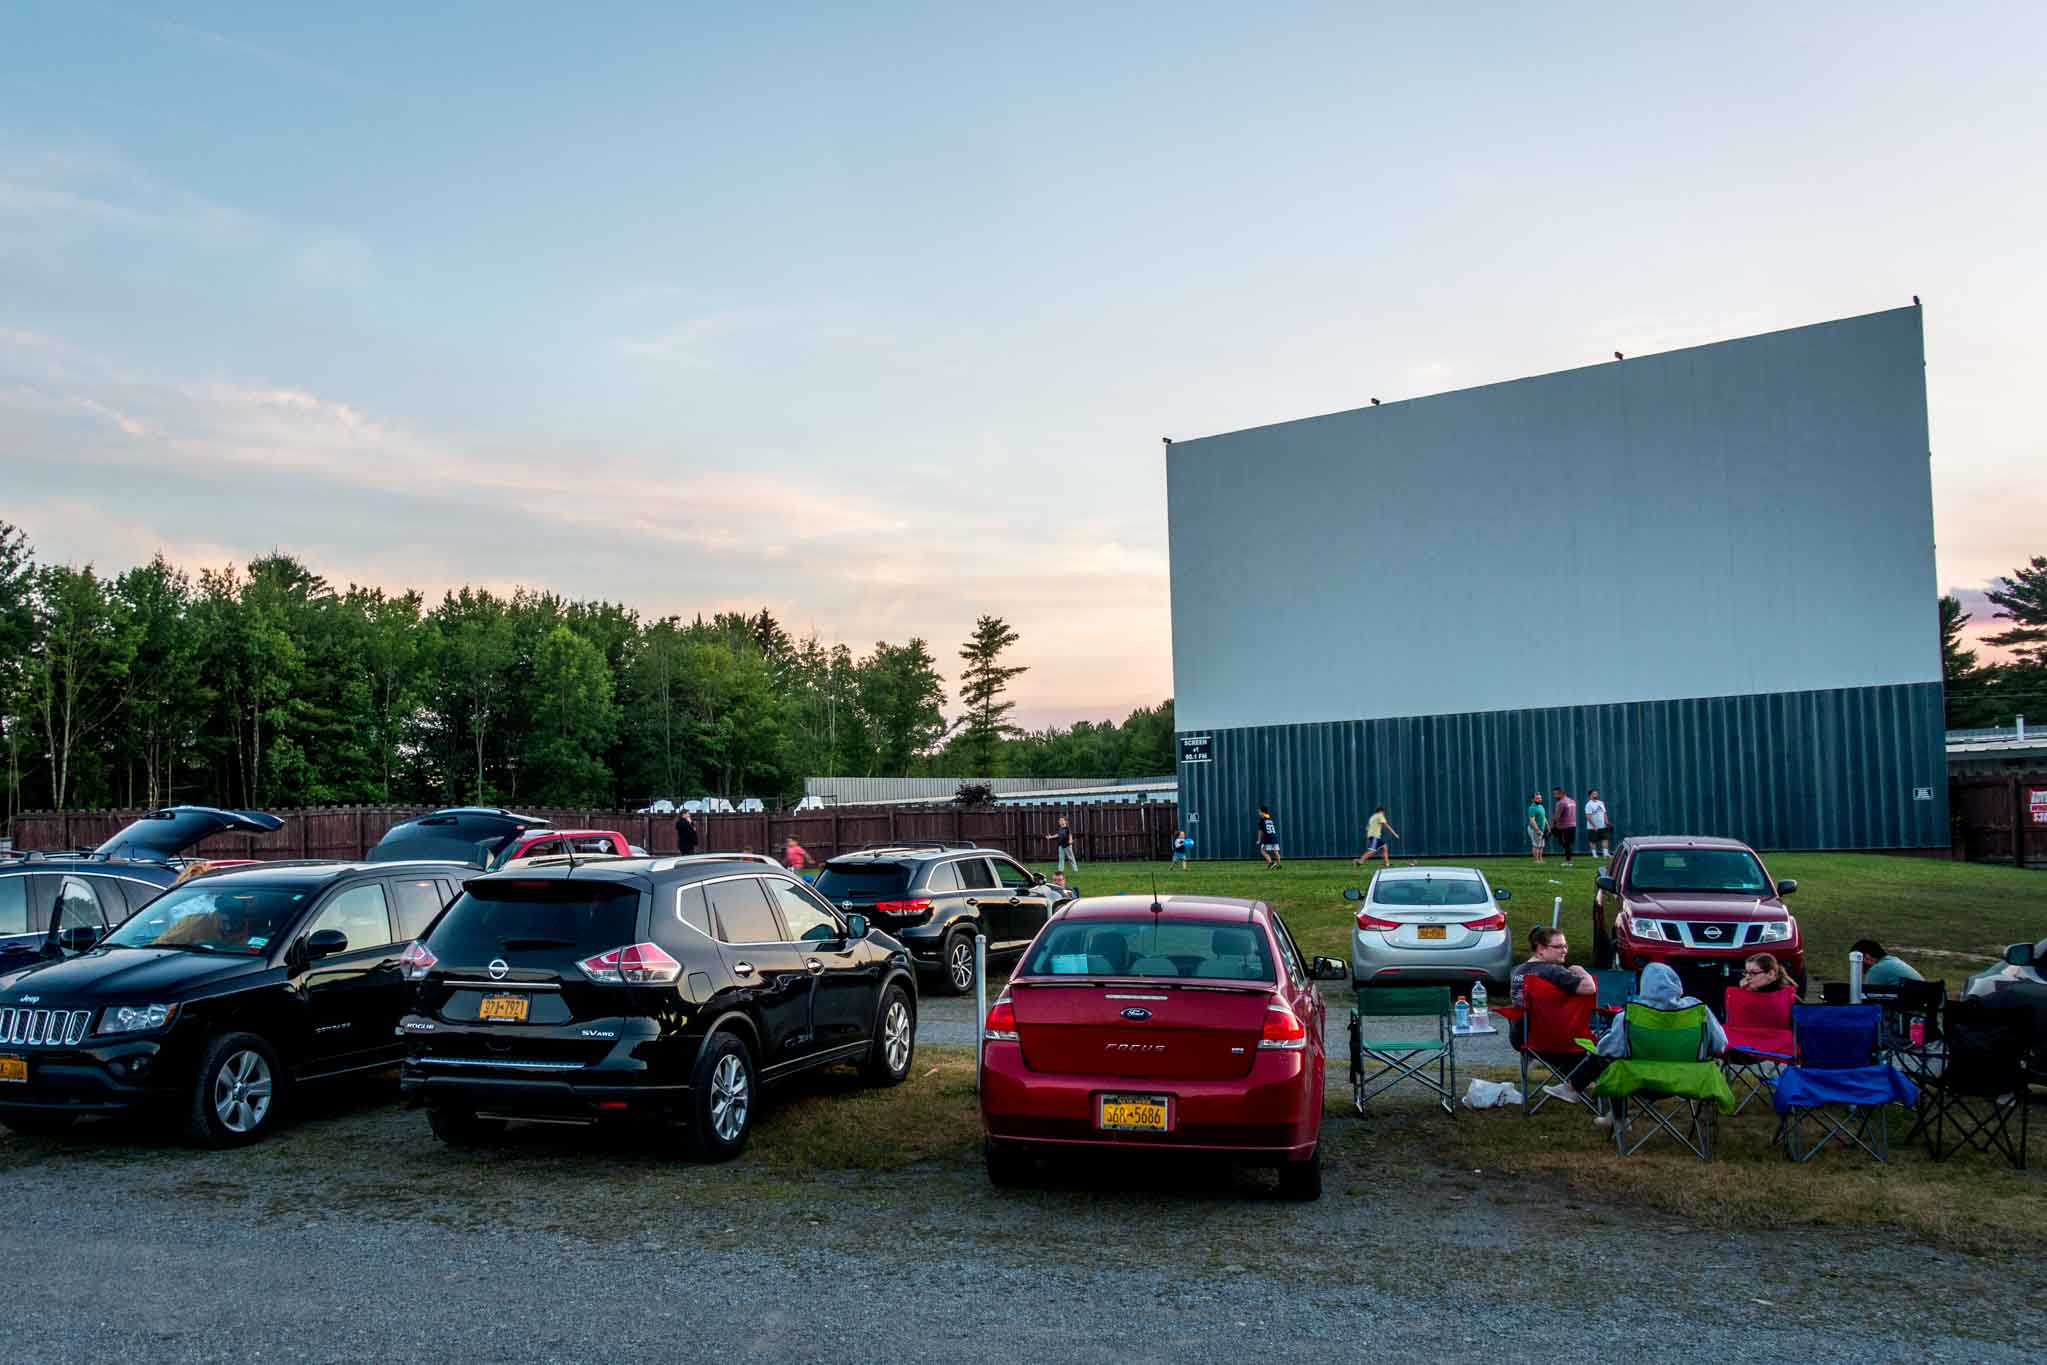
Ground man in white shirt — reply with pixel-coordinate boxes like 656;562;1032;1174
1584;788;1612;861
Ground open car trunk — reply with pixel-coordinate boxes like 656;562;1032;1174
91;806;284;859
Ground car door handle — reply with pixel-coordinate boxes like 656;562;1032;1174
805;958;824;974
732;961;754;976
964;898;978;907
1008;896;1021;905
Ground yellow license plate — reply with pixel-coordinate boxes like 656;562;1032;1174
0;1055;26;1083
1417;924;1447;940
1099;1096;1169;1131
478;995;529;1023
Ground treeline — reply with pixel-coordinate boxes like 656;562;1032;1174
1942;555;2047;730
0;521;1174;821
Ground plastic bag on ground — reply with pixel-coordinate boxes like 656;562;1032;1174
1462;1078;1523;1110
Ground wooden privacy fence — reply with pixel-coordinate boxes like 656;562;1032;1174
7;801;1180;865
1949;774;2047;868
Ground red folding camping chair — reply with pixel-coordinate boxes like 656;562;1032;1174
1721;986;1797;1116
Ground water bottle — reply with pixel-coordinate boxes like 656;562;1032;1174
1454;997;1471;1032
1470;981;1489;1029
1909;1018;1925;1047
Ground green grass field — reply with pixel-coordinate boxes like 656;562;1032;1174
1027;852;2045;990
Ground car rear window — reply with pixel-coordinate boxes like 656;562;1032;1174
814;863;911;901
1373;878;1488;907
426;882;641;966
1628;850;1770;894
1022;917;1274;982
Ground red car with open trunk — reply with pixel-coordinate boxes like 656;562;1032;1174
979;894;1343;1200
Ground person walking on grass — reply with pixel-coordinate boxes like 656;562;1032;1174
1354;806;1400;867
1255;805;1282;869
1171;828;1192;870
1045;815;1079;874
1584;788;1612;861
1526;792;1548;863
1551;786;1578;868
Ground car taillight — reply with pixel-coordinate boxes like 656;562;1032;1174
1355;910;1402;932
400;941;438;981
1460;912;1506;931
577;942;682;984
983;995;1017;1041
1259;1002;1308;1050
875;899;934;915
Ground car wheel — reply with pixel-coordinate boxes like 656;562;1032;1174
1;1113;77;1138
185;1032;283;1147
984;1137;1033;1188
427;1107;508;1147
1792;967;1809;999
682;1030;756;1162
935;931;976;997
1277;1143;1323;1202
860;985;916;1087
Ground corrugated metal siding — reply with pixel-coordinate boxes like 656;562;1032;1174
1175;682;1947;858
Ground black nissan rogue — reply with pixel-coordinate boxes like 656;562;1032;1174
0;859;469;1144
399;856;918;1159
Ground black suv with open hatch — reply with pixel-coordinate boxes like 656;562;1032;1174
812;843;1077;995
399;855;918;1159
0;859;468;1144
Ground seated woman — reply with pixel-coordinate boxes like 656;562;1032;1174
1598;962;1728;1059
1740;953;1795;994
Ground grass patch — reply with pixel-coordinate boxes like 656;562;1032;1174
1027;854;2043;990
747;1046;982;1170
1355;1075;2047;1252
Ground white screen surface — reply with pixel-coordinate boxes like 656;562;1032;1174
1167;307;1939;733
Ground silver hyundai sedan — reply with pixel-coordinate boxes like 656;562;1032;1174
1346;867;1513;990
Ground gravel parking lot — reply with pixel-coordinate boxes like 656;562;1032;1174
5;1039;2042;1365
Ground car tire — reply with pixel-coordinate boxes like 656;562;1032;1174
935;931;976;997
1792;967;1809;999
427;1107;508;1147
185;1031;283;1148
860;984;916;1087
1277;1143;1323;1202
984;1137;1033;1188
682;1030;756;1162
1;1113;77;1138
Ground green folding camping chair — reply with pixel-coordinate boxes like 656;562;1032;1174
1349;986;1457;1116
1587;1001;1735;1160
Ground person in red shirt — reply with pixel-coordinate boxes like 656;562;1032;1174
782;837;810;871
1550;787;1578;869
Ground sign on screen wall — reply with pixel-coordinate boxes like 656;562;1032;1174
2030;787;2047;826
1179;736;1212;765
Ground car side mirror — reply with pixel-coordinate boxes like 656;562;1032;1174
1595;874;1617;894
1030;873;1046;886
844;913;869;940
1493;887;1512;902
2005;942;2036;968
1776;879;1797;897
1310;956;1347;981
304;928;349;960
1342;887;1363;902
58;924;101;954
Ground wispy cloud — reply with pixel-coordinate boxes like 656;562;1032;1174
124;9;370;97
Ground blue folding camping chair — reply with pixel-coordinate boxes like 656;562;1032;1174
1772;1004;1919;1163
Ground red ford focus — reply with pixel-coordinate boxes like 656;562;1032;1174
979;895;1343;1200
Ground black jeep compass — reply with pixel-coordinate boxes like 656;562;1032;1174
400;856;918;1159
0;859;469;1144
